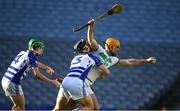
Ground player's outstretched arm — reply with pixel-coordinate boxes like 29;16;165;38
115;57;156;67
87;19;99;51
37;62;54;74
32;67;59;86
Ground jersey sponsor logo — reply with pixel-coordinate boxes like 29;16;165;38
99;52;112;67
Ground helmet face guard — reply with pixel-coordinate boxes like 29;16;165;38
28;39;44;50
74;39;87;53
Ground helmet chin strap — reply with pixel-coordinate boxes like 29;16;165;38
35;53;40;56
32;49;40;56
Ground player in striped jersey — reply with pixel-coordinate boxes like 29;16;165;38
61;39;110;110
1;38;59;110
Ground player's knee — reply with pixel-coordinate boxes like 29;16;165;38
13;105;24;110
12;105;18;110
94;104;100;110
19;103;25;110
87;103;94;110
53;105;59;111
12;104;24;110
53;108;59;111
93;100;100;110
53;103;61;111
53;102;63;111
90;106;94;110
18;105;25;110
54;97;66;110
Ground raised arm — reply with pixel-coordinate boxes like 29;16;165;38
115;57;156;67
87;19;99;51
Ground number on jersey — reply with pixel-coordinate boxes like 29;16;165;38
72;56;82;64
14;54;23;64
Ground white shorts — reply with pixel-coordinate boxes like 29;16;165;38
84;82;94;95
1;77;23;96
62;77;90;100
57;85;70;99
58;81;94;100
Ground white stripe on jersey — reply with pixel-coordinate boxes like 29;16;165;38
68;72;81;76
5;72;14;78
7;68;17;74
3;50;38;84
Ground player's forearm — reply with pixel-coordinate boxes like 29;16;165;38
36;73;49;81
117;57;156;67
32;68;53;83
87;25;99;50
35;72;53;83
128;59;149;66
87;25;94;44
37;62;49;70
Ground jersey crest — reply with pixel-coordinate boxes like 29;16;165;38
99;52;112;67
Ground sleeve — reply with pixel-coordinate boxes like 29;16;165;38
89;54;103;67
111;56;120;66
28;52;38;67
95;45;104;53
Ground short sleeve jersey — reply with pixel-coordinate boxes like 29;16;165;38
3;50;38;84
67;54;103;81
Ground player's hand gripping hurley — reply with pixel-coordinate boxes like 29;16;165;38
52;72;64;85
73;4;123;32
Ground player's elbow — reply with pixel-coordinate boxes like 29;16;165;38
102;69;110;76
98;65;110;76
88;40;95;46
106;70;110;75
34;73;40;79
34;72;42;80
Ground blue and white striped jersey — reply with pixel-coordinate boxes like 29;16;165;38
3;50;38;84
67;54;102;81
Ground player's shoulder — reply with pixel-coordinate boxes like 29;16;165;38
110;56;120;65
27;50;37;60
95;45;107;54
19;50;31;55
110;55;119;60
88;54;100;61
110;55;118;58
75;53;87;57
18;50;26;54
73;53;88;60
88;53;97;57
96;45;104;51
